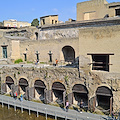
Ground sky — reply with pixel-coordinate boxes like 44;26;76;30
0;0;120;23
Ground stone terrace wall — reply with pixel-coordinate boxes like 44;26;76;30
1;67;80;93
1;66;120;111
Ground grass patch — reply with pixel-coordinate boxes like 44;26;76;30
14;59;23;64
31;99;43;103
40;62;47;64
27;61;33;64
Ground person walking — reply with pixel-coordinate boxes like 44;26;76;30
55;59;58;66
14;91;17;100
80;99;84;112
20;93;23;101
65;100;69;112
111;111;114;119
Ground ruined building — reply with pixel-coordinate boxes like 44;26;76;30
1;0;120;114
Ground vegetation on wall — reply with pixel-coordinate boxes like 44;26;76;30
14;59;23;64
64;76;69;86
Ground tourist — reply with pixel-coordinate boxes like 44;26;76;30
14;91;17;100
65;100;69;112
112;111;114;119
55;59;58;66
80;99;84;112
20;93;23;101
35;59;38;65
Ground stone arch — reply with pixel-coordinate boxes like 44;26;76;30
96;86;113;111
32;78;47;88
72;84;88;106
34;80;46;101
52;82;66;103
6;76;14;85
62;46;75;63
35;32;38;40
6;76;14;93
52;82;66;91
93;84;111;97
49;80;65;90
19;78;29;94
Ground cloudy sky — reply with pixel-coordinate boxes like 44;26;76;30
0;0;119;23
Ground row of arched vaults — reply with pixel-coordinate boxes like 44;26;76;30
1;76;113;114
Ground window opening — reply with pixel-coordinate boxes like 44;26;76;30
52;20;54;24
2;46;7;58
55;20;57;24
48;51;52;62
43;19;45;25
62;46;75;63
23;53;27;61
35;51;39;62
92;55;109;71
116;9;120;16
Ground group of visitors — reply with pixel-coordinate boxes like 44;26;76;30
14;91;23;101
65;99;84;112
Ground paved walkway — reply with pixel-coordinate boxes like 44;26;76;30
0;95;112;120
0;62;76;69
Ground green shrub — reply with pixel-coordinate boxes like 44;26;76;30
14;59;23;64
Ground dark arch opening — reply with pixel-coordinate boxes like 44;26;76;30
72;84;88;106
62;46;75;63
96;86;113;110
34;80;46;101
19;78;29;92
35;32;38;40
52;82;66;104
6;76;14;89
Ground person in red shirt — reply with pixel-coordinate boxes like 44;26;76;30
55;59;58;66
14;91;18;100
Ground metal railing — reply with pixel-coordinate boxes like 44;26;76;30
0;94;111;120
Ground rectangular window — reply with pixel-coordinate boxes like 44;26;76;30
116;9;120;16
23;53;27;61
92;55;109;71
43;19;45;25
52;20;54;24
2;46;7;58
55;20;57;24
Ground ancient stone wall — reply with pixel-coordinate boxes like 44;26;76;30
1;67;80;93
79;25;120;73
39;28;79;40
1;66;120;111
19;37;79;63
79;24;120;112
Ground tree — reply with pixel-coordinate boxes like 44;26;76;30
31;18;39;27
0;22;3;26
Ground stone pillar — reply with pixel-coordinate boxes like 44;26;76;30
93;96;96;112
63;91;66;106
110;97;113;115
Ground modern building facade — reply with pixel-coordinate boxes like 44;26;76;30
3;19;31;28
